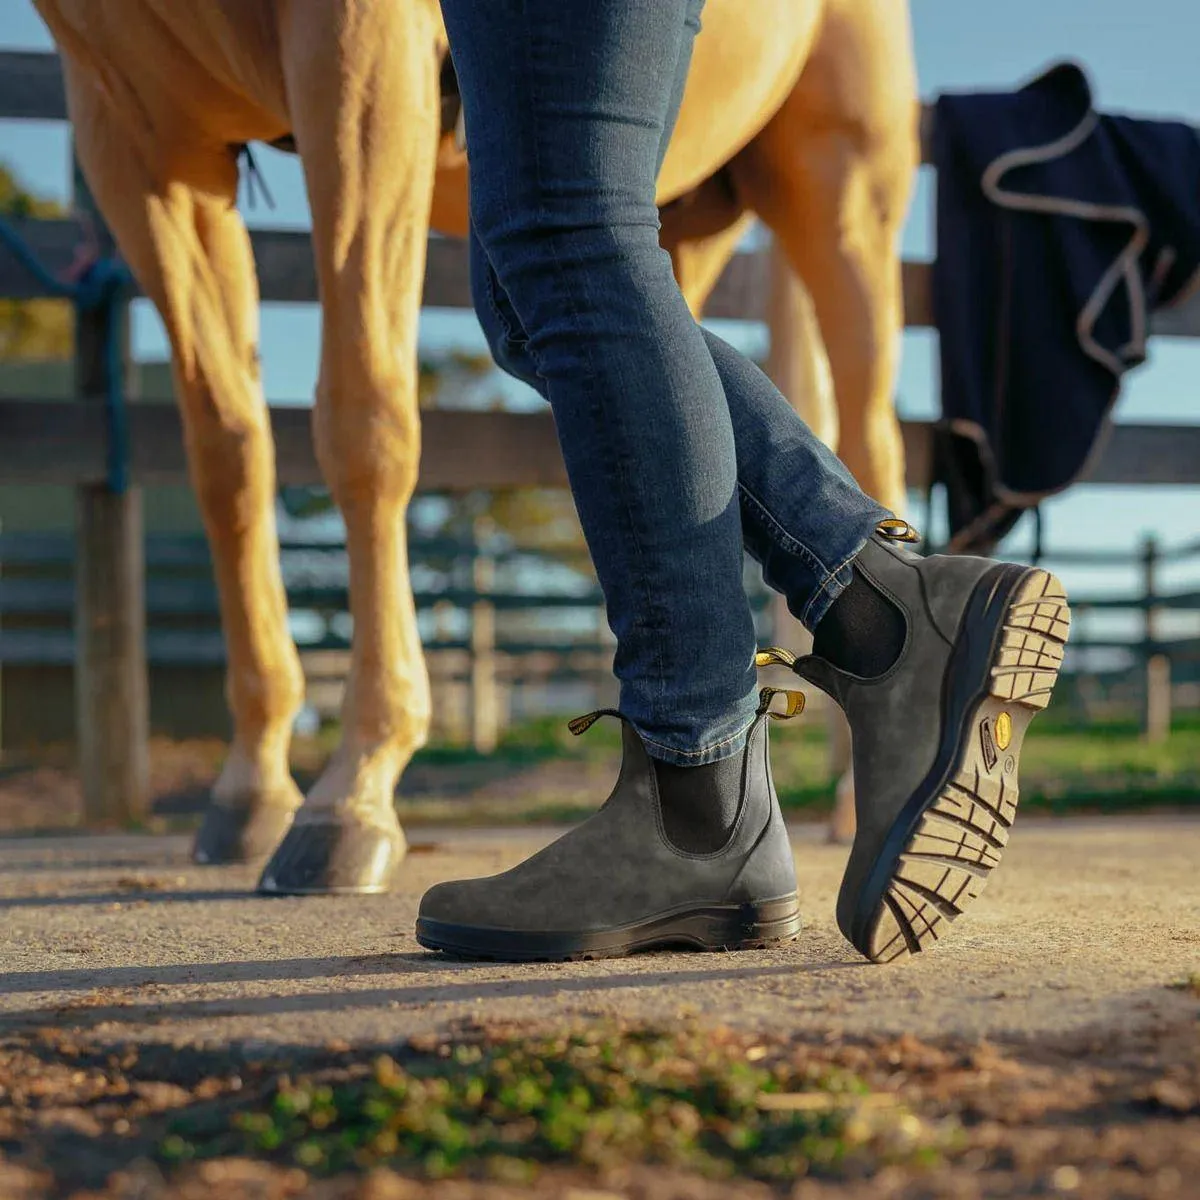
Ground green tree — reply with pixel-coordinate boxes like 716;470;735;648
0;161;72;361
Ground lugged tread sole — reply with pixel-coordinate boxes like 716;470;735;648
415;895;802;963
863;570;1070;964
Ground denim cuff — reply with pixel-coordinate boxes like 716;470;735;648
798;543;866;630
739;485;890;634
634;709;755;767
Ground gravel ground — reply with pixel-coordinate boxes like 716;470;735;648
0;816;1197;1199
1;816;1196;1047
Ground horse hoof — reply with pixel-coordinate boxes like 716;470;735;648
192;798;298;865
255;819;405;895
827;775;857;845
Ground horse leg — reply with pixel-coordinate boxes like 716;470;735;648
659;172;756;318
732;45;916;513
730;0;919;842
760;248;857;834
256;0;441;894
763;249;838;450
66;70;305;860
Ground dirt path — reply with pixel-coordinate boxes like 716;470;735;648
1;817;1197;1199
1;816;1196;1048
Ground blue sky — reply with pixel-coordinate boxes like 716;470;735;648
2;0;1199;634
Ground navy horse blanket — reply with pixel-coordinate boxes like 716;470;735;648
932;61;1200;552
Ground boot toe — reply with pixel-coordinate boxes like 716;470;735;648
418;877;499;927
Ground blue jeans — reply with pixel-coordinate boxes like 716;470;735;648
440;0;890;764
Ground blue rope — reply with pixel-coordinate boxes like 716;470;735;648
0;215;134;493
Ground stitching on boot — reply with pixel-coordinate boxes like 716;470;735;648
914;567;961;648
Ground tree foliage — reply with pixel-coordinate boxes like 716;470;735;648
0;162;72;362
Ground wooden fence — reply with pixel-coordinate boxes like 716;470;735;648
1043;537;1200;740
0;524;777;751
2;49;1200;820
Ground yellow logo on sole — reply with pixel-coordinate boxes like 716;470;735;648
995;711;1013;751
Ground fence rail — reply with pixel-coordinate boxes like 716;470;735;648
7;397;1200;491
3;529;1197;741
0;559;1195;740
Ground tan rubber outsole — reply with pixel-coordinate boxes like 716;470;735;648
865;570;1072;963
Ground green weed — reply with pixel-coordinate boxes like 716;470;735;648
162;1027;955;1183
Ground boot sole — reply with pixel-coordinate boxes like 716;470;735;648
415;894;802;962
846;568;1070;963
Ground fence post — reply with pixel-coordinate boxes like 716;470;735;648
469;516;498;754
72;157;149;824
1140;535;1171;743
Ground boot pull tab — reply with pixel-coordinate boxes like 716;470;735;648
755;648;807;717
876;517;921;544
757;687;806;721
755;646;797;669
567;708;624;737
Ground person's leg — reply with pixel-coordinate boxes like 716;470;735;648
473;230;891;634
448;0;756;764
466;4;889;640
418;0;803;961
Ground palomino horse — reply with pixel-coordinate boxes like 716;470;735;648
34;0;916;891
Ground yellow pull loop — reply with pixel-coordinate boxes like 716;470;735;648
876;518;921;544
568;711;603;737
755;646;797;670
757;687;806;721
567;709;629;737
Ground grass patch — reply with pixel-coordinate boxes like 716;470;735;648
161;1027;954;1184
1169;973;1200;997
412;713;624;770
345;708;1200;828
384;709;1200;826
1013;712;1200;813
730;710;1200;817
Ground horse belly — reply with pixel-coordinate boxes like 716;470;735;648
35;0;289;146
656;0;823;204
432;0;822;236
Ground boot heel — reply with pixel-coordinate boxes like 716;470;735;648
987;570;1071;711
724;894;803;950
